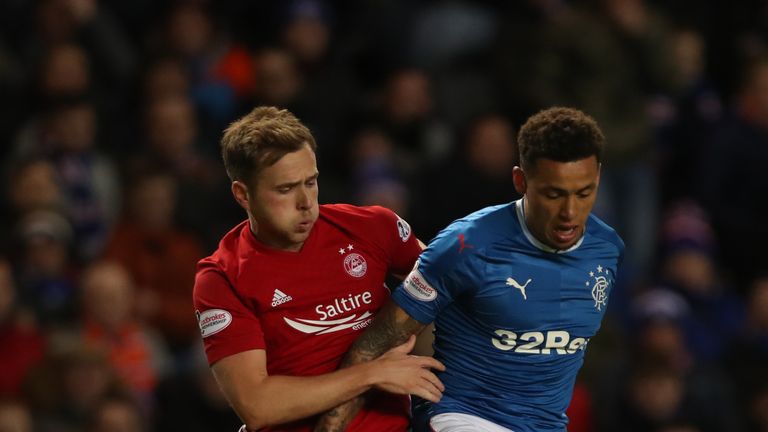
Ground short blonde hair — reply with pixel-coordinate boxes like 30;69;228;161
220;106;317;184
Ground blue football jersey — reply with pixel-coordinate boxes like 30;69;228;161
392;199;624;431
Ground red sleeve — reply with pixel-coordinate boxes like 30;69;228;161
368;206;422;275
193;261;265;366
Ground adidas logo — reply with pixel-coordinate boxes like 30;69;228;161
271;289;293;307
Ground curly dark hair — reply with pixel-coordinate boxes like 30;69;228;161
517;107;604;172
220;106;317;185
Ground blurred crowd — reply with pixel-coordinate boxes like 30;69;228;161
1;0;767;431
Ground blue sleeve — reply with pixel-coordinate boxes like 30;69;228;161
391;224;476;324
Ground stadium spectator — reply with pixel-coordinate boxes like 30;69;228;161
411;113;519;239
697;56;768;288
724;275;768;428
104;169;204;352
12;97;121;261
135;94;236;247
252;48;305;112
0;259;45;398
152;347;241;432
347;127;409;217
77;261;171;398
531;0;676;281
86;394;146;432
141;56;189;104
652;27;723;205
655;201;745;363
24;343;126;432
160;1;253;138
377;68;454;169
0;399;34;432
1;159;64;255
14;210;77;326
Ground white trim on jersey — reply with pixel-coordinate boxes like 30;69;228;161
430;413;515;432
515;199;584;254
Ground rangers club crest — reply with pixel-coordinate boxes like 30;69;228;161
586;265;610;311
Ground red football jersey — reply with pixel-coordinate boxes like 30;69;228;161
193;204;422;432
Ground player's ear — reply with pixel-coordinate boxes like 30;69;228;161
596;162;602;187
512;166;527;195
231;181;250;210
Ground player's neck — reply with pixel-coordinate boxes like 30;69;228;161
519;198;584;253
248;218;305;252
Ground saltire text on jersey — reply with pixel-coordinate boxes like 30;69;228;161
193;204;421;432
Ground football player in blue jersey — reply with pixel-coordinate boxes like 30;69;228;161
315;107;624;432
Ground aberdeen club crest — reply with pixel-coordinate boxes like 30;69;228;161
338;244;367;278
344;253;367;277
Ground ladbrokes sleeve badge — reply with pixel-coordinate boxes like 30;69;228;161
196;309;233;337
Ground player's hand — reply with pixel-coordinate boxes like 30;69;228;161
370;335;445;402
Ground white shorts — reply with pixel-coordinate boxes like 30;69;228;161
429;412;515;432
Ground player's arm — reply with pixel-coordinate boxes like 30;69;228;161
314;300;431;432
212;334;443;431
388;238;427;280
390;238;435;357
195;263;443;431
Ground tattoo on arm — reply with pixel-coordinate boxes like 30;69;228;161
315;303;426;432
341;301;426;368
316;397;365;432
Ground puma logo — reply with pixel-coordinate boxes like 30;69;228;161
457;234;474;254
506;277;532;300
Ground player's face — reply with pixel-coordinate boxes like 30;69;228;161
236;143;319;252
513;156;600;250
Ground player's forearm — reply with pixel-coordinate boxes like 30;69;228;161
342;301;426;367
312;396;366;432
223;363;379;430
316;302;428;431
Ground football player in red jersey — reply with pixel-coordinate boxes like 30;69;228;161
193;106;444;432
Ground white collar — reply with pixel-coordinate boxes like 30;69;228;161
514;199;584;254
